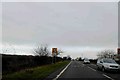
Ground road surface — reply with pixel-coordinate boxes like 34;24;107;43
51;61;120;80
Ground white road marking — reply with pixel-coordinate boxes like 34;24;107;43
53;61;71;80
102;74;114;80
87;66;96;71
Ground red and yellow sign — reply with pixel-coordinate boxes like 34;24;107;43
117;48;120;54
52;48;58;56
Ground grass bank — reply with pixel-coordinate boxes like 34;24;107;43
2;61;70;80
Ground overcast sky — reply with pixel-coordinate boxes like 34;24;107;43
2;2;118;59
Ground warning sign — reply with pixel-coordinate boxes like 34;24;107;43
117;48;120;54
52;48;58;56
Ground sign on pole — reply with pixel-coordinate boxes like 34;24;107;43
117;48;120;55
52;48;58;56
52;48;58;64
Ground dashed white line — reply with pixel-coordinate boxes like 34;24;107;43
52;61;71;80
102;74;114;80
87;66;96;71
87;67;115;80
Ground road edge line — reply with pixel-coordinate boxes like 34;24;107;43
102;74;114;80
52;61;72;80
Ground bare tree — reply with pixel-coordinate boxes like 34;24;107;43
33;44;50;56
97;49;115;59
57;49;64;56
67;55;72;60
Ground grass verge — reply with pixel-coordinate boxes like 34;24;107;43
2;61;70;80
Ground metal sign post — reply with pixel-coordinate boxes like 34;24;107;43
52;48;58;64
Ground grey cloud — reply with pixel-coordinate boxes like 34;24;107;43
2;2;118;56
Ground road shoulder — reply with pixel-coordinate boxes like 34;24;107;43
44;61;71;80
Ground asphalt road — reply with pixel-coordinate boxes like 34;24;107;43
52;61;120;80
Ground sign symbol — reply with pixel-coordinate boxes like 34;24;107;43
52;48;58;56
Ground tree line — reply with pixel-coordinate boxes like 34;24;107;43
2;44;71;75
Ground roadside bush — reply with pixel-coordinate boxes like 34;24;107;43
2;54;63;75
